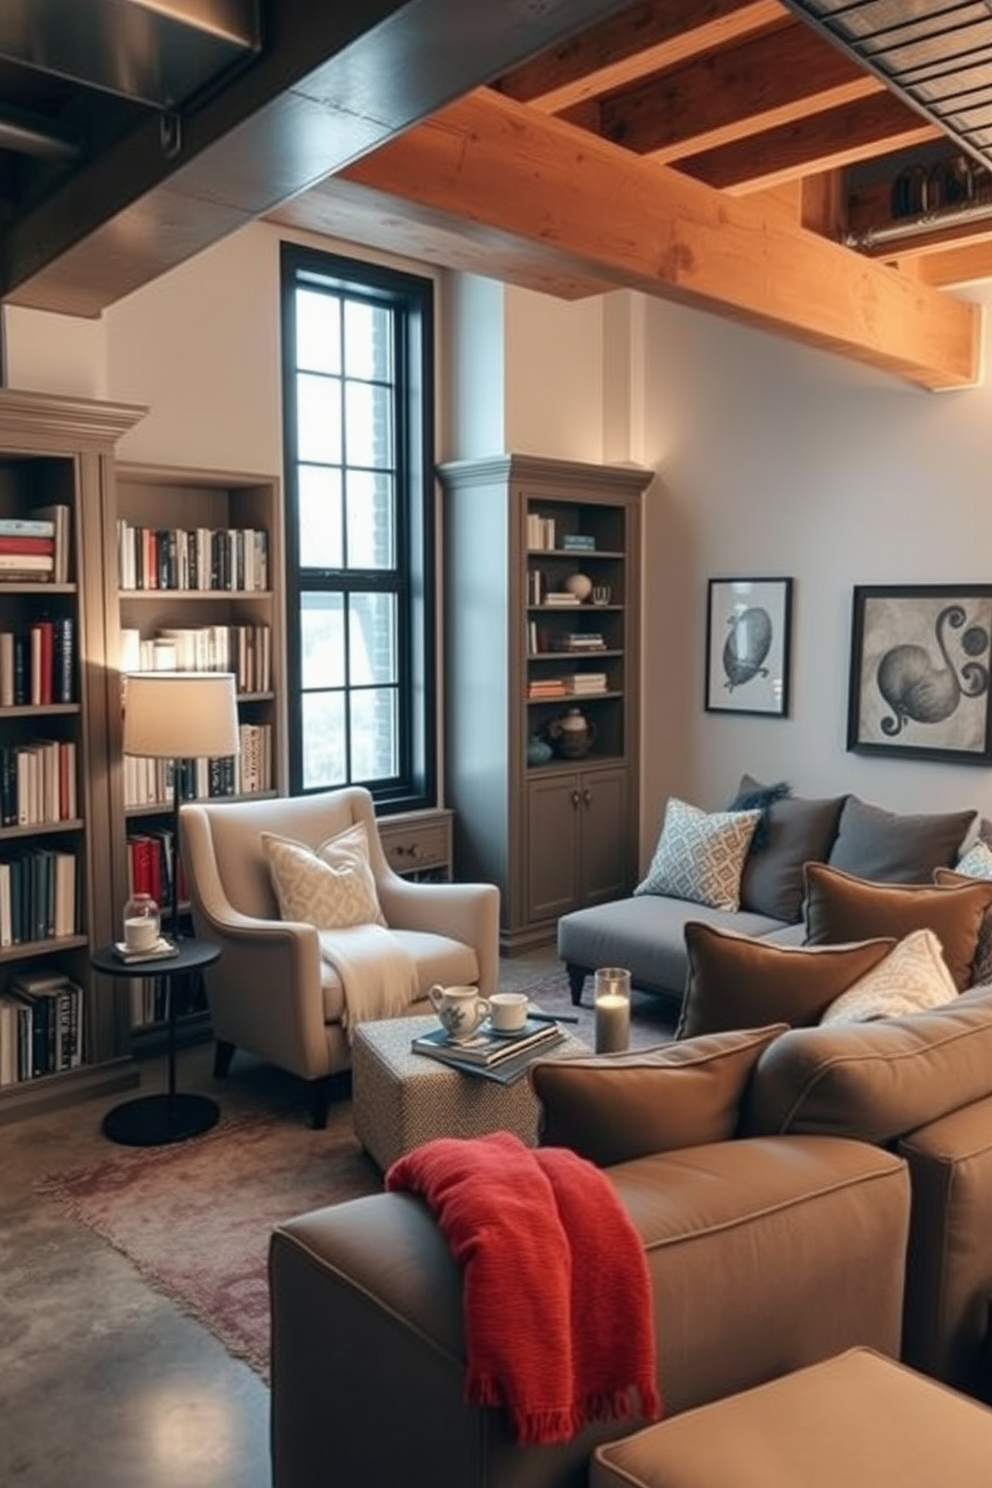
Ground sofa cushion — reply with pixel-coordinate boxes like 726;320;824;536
262;823;386;930
803;862;992;992
529;1024;786;1167
935;860;992;986
826;795;975;883
818;929;959;1025
732;774;846;923
678;923;896;1038
742;985;992;1142
634;797;762;913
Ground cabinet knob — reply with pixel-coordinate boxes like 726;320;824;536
583;789;592;806
571;790;581;808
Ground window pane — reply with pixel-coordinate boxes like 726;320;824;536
297;372;341;464
298;465;343;569
345;379;393;469
296;289;341;374
301;593;345;688
346;469;394;569
302;691;346;789
350;687;398;780
349;592;397;684
344;300;391;381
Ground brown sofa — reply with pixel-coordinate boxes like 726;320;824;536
269;990;992;1488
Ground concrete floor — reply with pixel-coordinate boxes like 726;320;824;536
0;948;565;1488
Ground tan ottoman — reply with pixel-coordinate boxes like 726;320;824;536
352;1013;589;1170
591;1347;992;1488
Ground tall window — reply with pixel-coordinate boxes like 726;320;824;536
280;245;435;810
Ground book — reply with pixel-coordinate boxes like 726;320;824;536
412;1017;562;1067
0;517;55;536
411;1023;568;1084
112;938;179;965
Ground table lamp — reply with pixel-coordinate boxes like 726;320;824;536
122;671;240;939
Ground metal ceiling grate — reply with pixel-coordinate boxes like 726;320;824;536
781;0;992;168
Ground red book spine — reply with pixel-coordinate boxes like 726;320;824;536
0;536;55;554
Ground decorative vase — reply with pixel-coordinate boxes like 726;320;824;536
546;706;596;760
527;734;554;766
562;572;593;602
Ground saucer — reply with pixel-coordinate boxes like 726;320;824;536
481;1019;530;1038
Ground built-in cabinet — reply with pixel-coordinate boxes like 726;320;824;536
438;453;652;953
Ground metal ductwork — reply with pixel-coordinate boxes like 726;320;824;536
781;2;992;172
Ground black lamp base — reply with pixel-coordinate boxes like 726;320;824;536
102;1092;220;1147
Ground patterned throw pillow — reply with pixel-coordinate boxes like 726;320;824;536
819;929;958;1025
634;797;762;912
262;822;386;929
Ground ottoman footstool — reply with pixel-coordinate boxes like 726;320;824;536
352;1014;590;1170
591;1347;992;1488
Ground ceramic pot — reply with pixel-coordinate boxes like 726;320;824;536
546;706;596;760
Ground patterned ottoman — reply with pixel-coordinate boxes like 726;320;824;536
352;1013;590;1170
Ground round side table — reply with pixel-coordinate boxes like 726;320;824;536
91;937;221;1147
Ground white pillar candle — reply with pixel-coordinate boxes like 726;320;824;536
594;967;631;1054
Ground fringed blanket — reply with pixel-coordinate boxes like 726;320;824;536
386;1131;661;1445
318;923;418;1036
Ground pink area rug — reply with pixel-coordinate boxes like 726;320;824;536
37;971;677;1380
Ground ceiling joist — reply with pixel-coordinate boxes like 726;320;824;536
333;87;980;391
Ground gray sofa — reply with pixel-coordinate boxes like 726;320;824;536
558;781;978;1005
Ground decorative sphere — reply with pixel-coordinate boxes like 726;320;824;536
563;572;593;601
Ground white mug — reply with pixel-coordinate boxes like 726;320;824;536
487;991;529;1032
428;984;490;1043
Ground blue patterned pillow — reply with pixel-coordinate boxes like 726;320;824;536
635;797;762;912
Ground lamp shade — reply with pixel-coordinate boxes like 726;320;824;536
122;672;240;760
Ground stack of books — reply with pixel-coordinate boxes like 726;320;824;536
562;632;606;651
561;534;596;552
527;677;568;699
0;508;70;584
412;1017;566;1083
566;672;608;695
544;592;581;607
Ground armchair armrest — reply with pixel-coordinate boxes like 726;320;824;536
376;875;500;994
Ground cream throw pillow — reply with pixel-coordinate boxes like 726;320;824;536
819;929;958;1025
634;796;762;912
262;823;386;929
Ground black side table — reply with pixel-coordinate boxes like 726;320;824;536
92;937;221;1147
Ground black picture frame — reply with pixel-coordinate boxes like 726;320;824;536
705;577;792;716
848;584;992;763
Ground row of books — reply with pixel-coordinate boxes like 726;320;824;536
120;624;272;693
0;848;79;947
127;828;188;912
123;722;273;807
527;674;609;698
526;516;597;552
128;972;205;1029
0;739;78;827
0;508;71;585
0;968;84;1084
117;521;269;592
0;617;75;706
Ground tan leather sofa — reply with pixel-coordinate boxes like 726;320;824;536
269;989;992;1488
181;787;499;1125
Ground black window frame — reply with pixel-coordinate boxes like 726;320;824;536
279;242;436;812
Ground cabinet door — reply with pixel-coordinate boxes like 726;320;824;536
525;772;581;922
578;766;629;904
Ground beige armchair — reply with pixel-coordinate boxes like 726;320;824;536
180;787;500;1126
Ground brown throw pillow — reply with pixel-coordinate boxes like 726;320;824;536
679;923;897;1039
803;862;992;992
528;1024;786;1168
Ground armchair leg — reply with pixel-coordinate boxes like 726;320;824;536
566;965;587;1006
213;1040;236;1078
308;1080;330;1130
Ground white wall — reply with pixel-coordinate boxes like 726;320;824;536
6;219;992;864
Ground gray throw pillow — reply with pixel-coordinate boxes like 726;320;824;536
827;795;975;883
733;774;846;924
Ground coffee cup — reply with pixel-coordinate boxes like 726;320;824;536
428;984;490;1043
487;991;529;1033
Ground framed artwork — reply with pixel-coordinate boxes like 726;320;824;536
705;577;792;716
848;584;992;763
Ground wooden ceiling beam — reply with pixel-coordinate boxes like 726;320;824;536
496;0;786;113
339;88;980;390
594;19;882;163
682;92;940;194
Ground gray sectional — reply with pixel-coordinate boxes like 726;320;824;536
557;781;978;1006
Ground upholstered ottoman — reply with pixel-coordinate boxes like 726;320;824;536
590;1347;992;1487
351;1014;589;1169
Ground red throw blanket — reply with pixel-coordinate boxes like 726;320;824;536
386;1131;661;1445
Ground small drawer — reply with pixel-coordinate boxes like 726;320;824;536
379;818;449;873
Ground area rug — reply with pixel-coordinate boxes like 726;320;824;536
37;970;678;1383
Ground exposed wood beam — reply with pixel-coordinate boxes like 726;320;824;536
338;88;980;390
910;241;992;288
496;0;785;113
682;92;939;194
594;19;882;164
